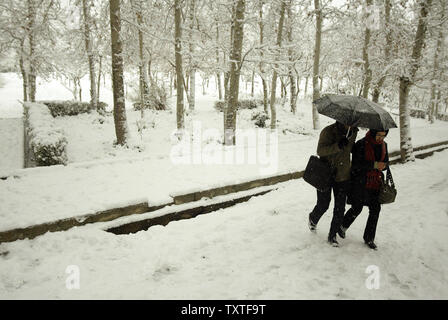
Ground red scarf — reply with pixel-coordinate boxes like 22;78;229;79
365;131;386;190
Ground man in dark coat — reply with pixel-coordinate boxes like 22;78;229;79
308;121;358;247
338;129;389;250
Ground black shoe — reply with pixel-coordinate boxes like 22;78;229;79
328;236;339;247
337;226;347;239
308;215;317;232
365;241;377;250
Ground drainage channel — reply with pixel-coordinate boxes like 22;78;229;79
106;187;277;235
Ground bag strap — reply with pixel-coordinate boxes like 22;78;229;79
385;166;395;188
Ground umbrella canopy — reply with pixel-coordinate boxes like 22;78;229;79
313;94;398;130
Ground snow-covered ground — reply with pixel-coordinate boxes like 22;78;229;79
0;72;447;299
0;149;447;299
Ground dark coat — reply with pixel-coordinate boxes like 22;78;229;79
348;137;389;206
316;122;358;182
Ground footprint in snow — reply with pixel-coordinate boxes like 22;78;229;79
152;264;178;281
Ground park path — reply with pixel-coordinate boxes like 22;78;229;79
0;118;24;173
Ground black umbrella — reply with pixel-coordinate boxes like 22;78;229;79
313;94;397;130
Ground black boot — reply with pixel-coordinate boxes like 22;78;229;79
308;214;317;232
337;226;347;239
328;235;339;247
365;241;377;250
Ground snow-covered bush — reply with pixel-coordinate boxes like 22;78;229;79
240;99;263;110
437;112;448;121
214;100;226;111
409;109;426;119
24;102;68;166
251;110;270;128
40;100;107;117
214;99;263;112
133;82;168;111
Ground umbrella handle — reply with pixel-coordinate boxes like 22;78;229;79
346;126;351;138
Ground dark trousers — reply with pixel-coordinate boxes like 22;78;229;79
309;180;350;239
342;199;381;243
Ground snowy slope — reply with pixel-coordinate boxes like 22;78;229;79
0;149;447;299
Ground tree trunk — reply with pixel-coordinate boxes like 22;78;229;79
82;0;98;110
312;0;322;129
109;0;129;145
97;55;102;103
270;0;287;129
202;76;207;95
372;0;392;103
188;0;196;111
258;0;268;113
297;76;300;95
399;0;432;162
216;74;222;100
251;70;255;97
134;0;149;117
174;0;185;131
27;0;36;102
224;4;235;106
287;0;297;114
78;78;82;102
429;1;444;123
224;71;230;103
224;0;246;146
19;42;28;102
435;90;441;119
215;20;223;100
280;78;284;99
147;59;152;84
73;77;78;101
304;76;308;98
399;77;414;162
189;72;195;109
361;0;373;99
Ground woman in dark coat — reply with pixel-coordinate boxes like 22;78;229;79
338;129;389;250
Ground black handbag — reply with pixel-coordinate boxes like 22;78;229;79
378;166;397;204
303;155;333;191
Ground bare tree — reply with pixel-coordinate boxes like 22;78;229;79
287;0;298;114
27;0;37;101
131;0;149;118
215;18;223;100
109;0;129;145
224;0;246;146
269;0;287;129
361;0;373;99
174;0;185;131
188;0;196;111
81;0;98;110
399;0;432;162
312;0;322;129
19;39;29;102
372;0;392;103
258;0;268;113
429;0;445;123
